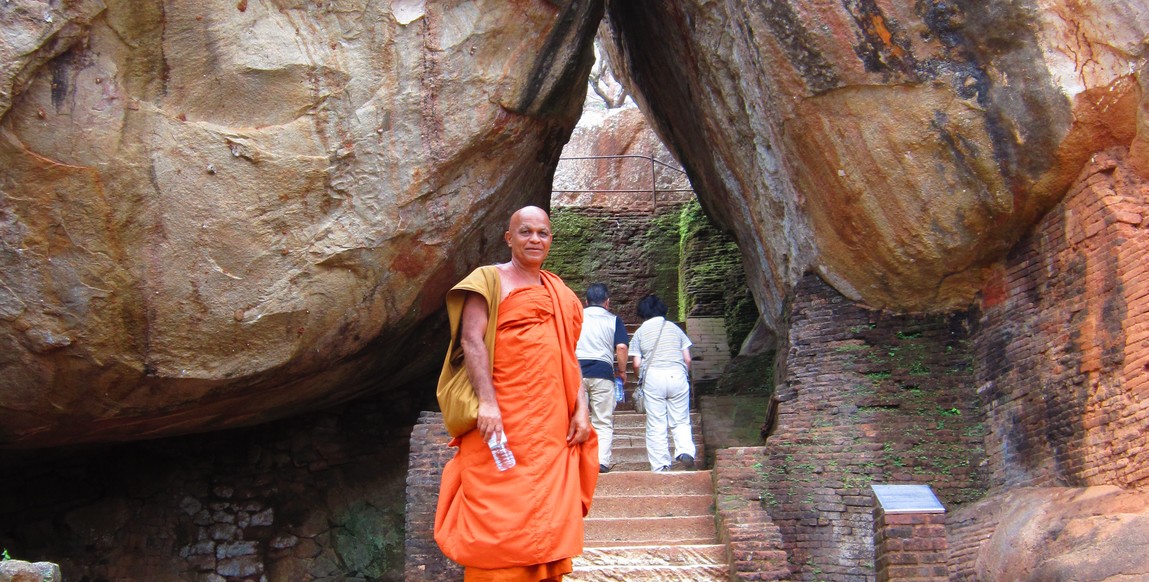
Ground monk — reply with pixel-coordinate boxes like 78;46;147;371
434;206;599;582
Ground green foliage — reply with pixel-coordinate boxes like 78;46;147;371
546;209;615;291
333;501;404;580
642;205;686;317
865;371;891;382
1;548;10;560
676;198;756;353
714;348;775;396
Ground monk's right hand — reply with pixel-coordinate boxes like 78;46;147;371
477;400;503;443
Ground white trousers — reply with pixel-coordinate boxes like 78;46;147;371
642;367;695;470
583;377;615;466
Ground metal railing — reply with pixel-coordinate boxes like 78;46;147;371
553;154;694;210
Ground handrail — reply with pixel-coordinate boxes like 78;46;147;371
558;154;688;175
553;153;693;211
551;188;695;193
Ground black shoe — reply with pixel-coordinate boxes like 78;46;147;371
599;464;610;474
674;454;695;470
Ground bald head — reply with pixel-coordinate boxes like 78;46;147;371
508;205;550;230
505;206;553;270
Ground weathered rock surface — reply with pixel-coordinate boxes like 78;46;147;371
4;0;1148;451
552;95;691;210
0;0;602;448
969;486;1149;581
602;0;1149;329
0;560;62;582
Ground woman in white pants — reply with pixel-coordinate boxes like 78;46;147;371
630;294;696;472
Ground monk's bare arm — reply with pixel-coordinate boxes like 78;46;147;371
566;379;591;445
461;291;502;442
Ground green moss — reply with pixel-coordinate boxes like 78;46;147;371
547;209;616;293
676;198;756;352
332;501;404;579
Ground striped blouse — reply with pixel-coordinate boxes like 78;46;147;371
629;316;692;375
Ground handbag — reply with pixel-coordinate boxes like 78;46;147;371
632;385;646;414
632;320;667;415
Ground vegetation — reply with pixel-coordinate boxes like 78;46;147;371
546;210;615;294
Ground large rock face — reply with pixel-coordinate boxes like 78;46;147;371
0;0;602;448
3;0;1147;452
966;486;1149;581
602;0;1149;329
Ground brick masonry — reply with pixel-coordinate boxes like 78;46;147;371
971;148;1149;490
549;200;692;325
760;273;987;581
712;447;791;581
404;413;461;581
548;197;754;362
872;509;948;582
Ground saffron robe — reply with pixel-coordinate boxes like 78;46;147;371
434;269;599;571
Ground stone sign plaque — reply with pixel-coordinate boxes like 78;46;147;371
871;484;945;514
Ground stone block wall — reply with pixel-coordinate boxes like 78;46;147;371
972;149;1149;489
0;389;421;582
686;316;731;380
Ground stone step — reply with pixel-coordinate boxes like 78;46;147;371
576;544;727;567
604;409;706;471
602;449;698;472
566;563;729;581
594;469;713;497
611;411;702;428
588;494;714;519
570;545;729;581
585;515;719;546
607;431;705;446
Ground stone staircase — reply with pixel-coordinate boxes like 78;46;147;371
569;410;728;581
606;409;707;471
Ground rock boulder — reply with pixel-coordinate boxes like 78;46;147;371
602;0;1149;328
0;0;602;448
975;486;1149;581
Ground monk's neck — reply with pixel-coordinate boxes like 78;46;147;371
497;261;542;296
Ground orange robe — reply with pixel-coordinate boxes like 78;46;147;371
435;270;599;576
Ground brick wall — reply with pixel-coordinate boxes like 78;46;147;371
712;447;790;581
404;412;461;581
549;200;690;326
549;197;756;358
872;508;948;582
761;273;987;580
972;149;1149;489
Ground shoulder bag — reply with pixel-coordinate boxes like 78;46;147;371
436;266;500;437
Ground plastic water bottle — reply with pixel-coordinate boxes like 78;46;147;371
488;432;516;471
614;376;625;403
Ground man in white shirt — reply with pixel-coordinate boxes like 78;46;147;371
575;283;629;473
